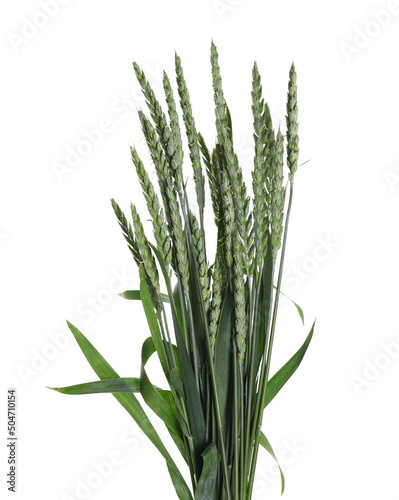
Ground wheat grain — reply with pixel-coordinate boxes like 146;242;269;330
130;147;172;267
286;64;299;178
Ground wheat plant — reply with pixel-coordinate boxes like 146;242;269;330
50;43;315;500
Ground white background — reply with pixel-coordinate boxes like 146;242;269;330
1;0;399;499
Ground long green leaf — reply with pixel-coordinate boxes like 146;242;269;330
264;320;315;408
150;245;206;474
174;313;207;475
48;378;141;395
65;321;193;500
214;288;232;424
194;443;219;500
259;433;285;494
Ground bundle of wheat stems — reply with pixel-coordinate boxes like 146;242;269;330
51;43;315;500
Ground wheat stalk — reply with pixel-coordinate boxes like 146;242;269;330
52;44;314;500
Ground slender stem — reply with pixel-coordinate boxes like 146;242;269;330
245;261;275;498
176;183;202;393
201;274;233;500
184;288;201;393
178;394;198;488
205;262;235;500
158;309;177;370
177;280;189;348
243;270;262;471
239;362;245;500
233;347;239;500
246;180;295;498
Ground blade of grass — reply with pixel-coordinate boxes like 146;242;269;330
264;321;315;408
276;288;305;325
247;180;294;499
259;433;285;494
214;289;232;424
48;378;141;394
65;320;193;500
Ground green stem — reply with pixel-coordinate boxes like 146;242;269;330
246;180;295;498
198;258;233;500
245;261;275;499
179;394;198;488
184;288;201;393
158;309;177;371
176;182;202;394
233;347;239;500
243;270;261;472
239;362;245;500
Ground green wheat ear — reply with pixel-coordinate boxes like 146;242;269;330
53;44;315;500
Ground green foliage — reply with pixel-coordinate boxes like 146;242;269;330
51;45;314;500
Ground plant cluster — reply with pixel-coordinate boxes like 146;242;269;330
51;43;314;500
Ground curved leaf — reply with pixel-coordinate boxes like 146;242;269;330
277;288;304;324
48;378;141;395
264;320;315;408
65;321;193;500
259;433;285;494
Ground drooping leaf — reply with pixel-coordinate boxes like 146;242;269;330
259;432;285;494
277;288;304;324
65;321;193;500
289;298;305;325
